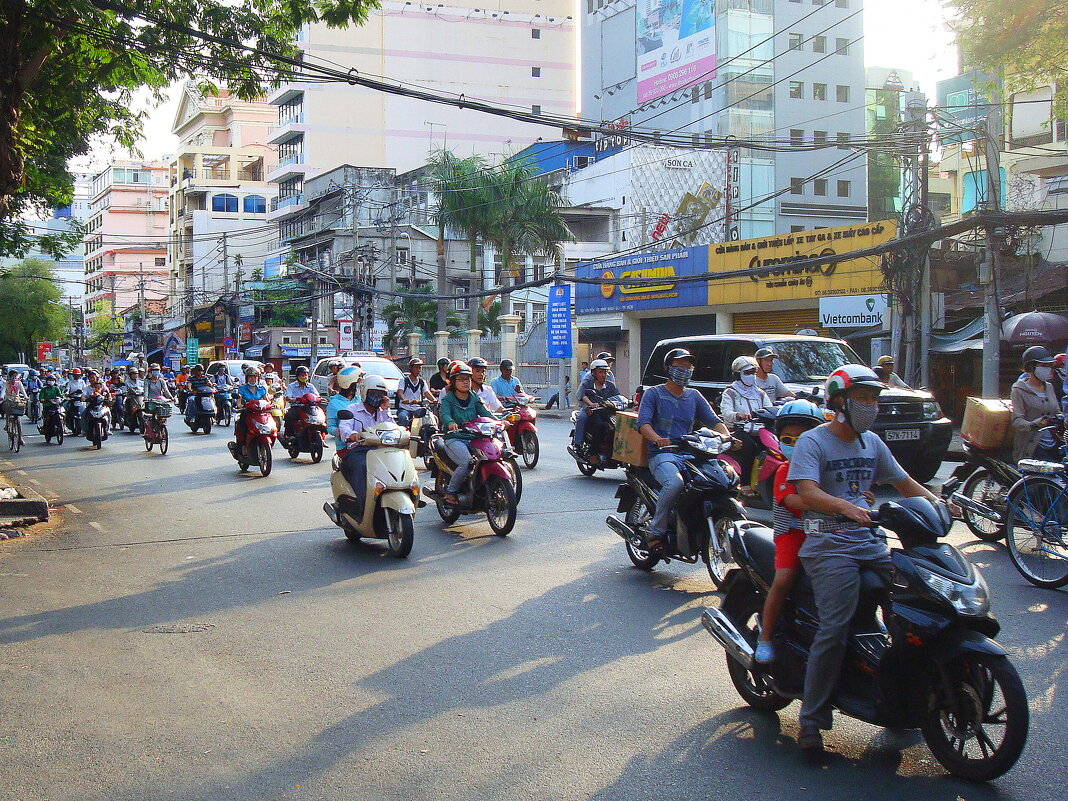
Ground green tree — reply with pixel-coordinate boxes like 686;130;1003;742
86;306;123;360
477;299;502;336
380;285;462;350
0;258;68;362
0;1;378;257
249;278;307;327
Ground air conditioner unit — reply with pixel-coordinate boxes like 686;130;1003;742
573;156;593;169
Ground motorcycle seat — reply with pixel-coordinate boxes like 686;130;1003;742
631;466;661;490
741;524;777;586
432;437;456;468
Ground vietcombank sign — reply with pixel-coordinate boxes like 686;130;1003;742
818;294;889;328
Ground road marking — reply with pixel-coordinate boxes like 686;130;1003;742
28;478;41;485
65;504;82;514
16;470;27;475
88;521;103;531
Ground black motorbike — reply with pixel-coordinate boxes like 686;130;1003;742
84;394;111;449
703;498;1028;781
943;441;1021;542
65;389;86;435
215;387;234;427
568;394;630;476
38;398;65;445
606;428;745;588
110;384;128;432
124;387;145;434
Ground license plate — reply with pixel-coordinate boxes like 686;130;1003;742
885;428;920;442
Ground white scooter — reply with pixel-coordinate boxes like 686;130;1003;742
324;419;421;558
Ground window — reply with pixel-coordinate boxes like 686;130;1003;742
814;179;827;196
813;83;827;101
790;225;805;233
243;195;266;214
691;86;700;104
790;178;804;194
835;0;848;6
813;0;825;4
813;130;827;145
398;247;409;264
704;81;713;100
836;84;850;102
811;35;826;54
835;38;849;55
300;337;309;345
789;81;804;99
319;337;327;345
837;132;851;149
154;257;166;267
531;67;541;77
837;180;851;197
532;104;542;115
790;129;804;146
212;193;238;212
789;33;803;51
531;28;541;39
282;336;291;345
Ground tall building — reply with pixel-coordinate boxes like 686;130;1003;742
581;0;868;237
83;161;170;326
168;83;277;319
864;66;919;222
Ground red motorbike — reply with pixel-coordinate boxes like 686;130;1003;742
279;392;328;463
228;398;277;476
502;395;539;469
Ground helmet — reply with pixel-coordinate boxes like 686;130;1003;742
731;356;757;374
448;361;473;380
28;370;38;377
295;365;310;376
499;358;515;370
468;356;489;369
663;347;695;371
361;374;389;394
824;364;886;399
328;359;343;369
1021;345;1055;369
336;365;363;390
754;347;777;361
589;359;610;371
149;363;160;370
1055;353;1066;368
408;357;424;368
775;399;826;435
437;357;450;368
71;368;82;376
87;370;99;380
596;351;614;361
244;365;262;377
876;355;896;366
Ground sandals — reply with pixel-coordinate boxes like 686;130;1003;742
443;493;459;506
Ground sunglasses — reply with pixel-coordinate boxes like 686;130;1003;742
741;369;757;375
778;433;801;446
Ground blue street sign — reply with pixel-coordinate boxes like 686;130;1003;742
546;284;572;359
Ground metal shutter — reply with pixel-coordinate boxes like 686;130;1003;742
730;308;823;335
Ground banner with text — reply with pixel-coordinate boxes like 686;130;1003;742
637;0;717;103
547;284;573;359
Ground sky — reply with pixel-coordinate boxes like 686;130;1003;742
78;0;960;169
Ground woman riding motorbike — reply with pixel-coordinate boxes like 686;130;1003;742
720;356;773;490
1010;345;1063;463
438;361;495;506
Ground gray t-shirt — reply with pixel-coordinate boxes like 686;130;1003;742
755;371;792;400
787;425;908;559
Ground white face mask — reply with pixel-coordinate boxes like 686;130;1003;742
1035;365;1053;382
739;372;756;387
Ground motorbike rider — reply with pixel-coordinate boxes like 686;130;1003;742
720;356;773;491
396;357;434;428
284;365;321;438
872;355;910;389
468;357;504;414
1010;345;1062;463
63;367;88;425
24;369;43;414
428;357;451;396
337;374;394;511
787;364;944;754
753;347;794;401
594;351;617;383
183;364;213;424
491;359;527;401
144;364;174;401
2;370;27;445
438;361;496;506
571;358;619;459
40;373;62;419
328;366;363;448
85;370;112;433
636;348;734;550
233;366;268;452
326;359;345;395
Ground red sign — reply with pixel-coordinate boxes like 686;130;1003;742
36;342;53;362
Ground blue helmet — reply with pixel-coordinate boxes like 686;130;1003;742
774;399;826;435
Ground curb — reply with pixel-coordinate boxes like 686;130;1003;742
0;485;50;523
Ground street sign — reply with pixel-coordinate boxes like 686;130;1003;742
546;284;572;359
337;318;354;352
36;342;54;362
818;294;889;328
185;337;199;364
222;336;235;349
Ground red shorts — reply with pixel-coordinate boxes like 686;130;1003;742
774;529;806;570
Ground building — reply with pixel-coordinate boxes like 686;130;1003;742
83;161;170;327
167;83;277;320
864;67;920;222
581;0;868;238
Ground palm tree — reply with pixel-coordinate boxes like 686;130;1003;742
380;286;463;351
478;299;502;336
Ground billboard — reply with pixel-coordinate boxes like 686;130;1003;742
935;71;1001;145
575;247;708;315
637;0;717;104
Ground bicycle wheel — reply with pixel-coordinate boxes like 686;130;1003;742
12;417;21;453
961;469;1009;542
6;418;15;451
1004;476;1068;589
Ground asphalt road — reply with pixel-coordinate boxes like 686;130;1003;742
0;417;1064;801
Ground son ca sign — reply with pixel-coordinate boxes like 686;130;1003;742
818;294;888;328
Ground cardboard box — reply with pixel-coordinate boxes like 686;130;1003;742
613;410;648;467
961;397;1014;449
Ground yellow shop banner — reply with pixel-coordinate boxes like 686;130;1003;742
707;221;895;305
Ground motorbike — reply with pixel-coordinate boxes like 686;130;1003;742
215;387;233;427
269;390;286;443
65;390;86;435
26;389;41;425
567;394;630;476
407;404;439;470
942;441;1021;542
227;398;276;476
423;418;519;536
142;398;172;454
703;499;1028;781
719;406;784;508
110;384;128;432
185;388;217;434
279;393;328;462
124;387;145;434
324;419;420;558
38;398;65;445
84;394;111;449
605;428;745;588
502;396;539;469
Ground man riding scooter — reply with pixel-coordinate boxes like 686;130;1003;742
571;358;619;462
184;364;213;425
396;357;435;428
284;365;320;439
336;375;393;513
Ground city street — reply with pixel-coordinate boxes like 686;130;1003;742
0;417;1064;801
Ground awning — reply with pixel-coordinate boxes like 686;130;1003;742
244;346;265;358
578;326;625;343
931;316;985;348
931;338;983;354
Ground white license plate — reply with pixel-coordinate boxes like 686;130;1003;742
885;428;920;442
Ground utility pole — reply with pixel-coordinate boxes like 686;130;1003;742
138;261;146;354
981;112;1002;397
908;98;933;388
234;255;243;355
309;276;320;369
221;232;231;345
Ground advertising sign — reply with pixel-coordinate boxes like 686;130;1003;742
630;147;728;248
185;337;199;364
337;318;355;352
818;294;889;328
279;345;338;358
546;284;573;359
707;221;894;306
36;342;53;362
576;247;708;315
936;71;1001;145
637;0;717;103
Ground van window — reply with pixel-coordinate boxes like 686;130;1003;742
719;341;755;380
768;340;862;382
644;343;674;384
688;341;727;382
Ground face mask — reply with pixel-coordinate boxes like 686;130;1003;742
668;366;694;386
739;372;756;387
149;371;159;378
366;392;386;409
845;398;880;434
780;442;794;459
1035;366;1053;382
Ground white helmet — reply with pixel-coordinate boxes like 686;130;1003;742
731;356;758;373
589;359;610;371
336;365;363;390
361;374;389;394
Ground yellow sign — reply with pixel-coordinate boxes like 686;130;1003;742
706;221;895;306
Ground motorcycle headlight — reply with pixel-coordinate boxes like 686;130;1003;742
256;422;273;434
379;430;400;446
922;400;942;421
916;565;990;616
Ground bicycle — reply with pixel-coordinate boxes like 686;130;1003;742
5;397;26;452
1002;425;1068;589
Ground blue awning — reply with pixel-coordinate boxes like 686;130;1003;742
931;316;985;349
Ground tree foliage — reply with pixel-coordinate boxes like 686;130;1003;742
0;0;379;257
0;258;68;362
381;285;462;349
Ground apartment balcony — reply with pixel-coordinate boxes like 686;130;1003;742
268;121;308;146
267;193;308;222
266;156;311;185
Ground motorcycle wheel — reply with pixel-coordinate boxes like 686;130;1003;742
703;517;737;590
237;460;249;472
287;445;300;459
202;418;212;436
520;430;539;469
145;435;153;451
961;468;1007;542
386;509;414;558
159;427;169;455
485;476;517;537
722;589;792;712
435;473;461;524
624;496;660;570
342;520;361;542
91;424;101;450
576;456;597;477
55;425;63;446
220;407;231;427
505;457;523;504
919;653;1028;781
257;441;272;477
309;437;323;464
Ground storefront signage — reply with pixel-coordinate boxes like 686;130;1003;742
546;284;573;359
707;221;894;306
818;294;889;328
576;247;708;314
279;345;338;358
185;337;199;364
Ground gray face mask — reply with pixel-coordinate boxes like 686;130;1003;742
668;366;694;387
1034;365;1053;382
846;398;880;434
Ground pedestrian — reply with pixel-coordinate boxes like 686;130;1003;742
1010;346;1061;463
544;374;570;409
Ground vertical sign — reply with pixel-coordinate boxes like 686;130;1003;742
725;145;740;241
546;284;572;359
636;0;717;103
185;337;199;364
337;318;354;352
36;342;54;362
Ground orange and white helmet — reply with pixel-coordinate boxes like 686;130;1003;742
824;364;887;400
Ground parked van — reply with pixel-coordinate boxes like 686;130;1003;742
639;334;952;483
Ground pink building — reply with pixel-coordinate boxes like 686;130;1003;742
83;161;170;327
